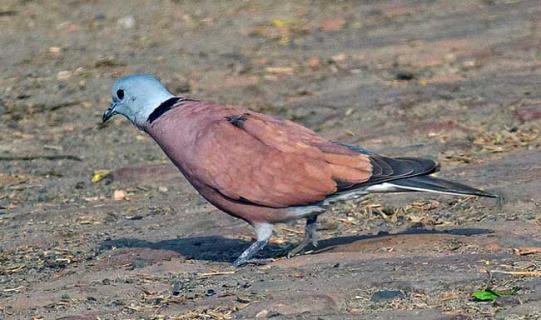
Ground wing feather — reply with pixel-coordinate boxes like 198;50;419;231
192;111;371;207
189;106;438;208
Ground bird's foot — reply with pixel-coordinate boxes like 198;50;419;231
287;238;309;258
232;257;274;267
288;216;319;258
232;233;270;267
287;236;318;258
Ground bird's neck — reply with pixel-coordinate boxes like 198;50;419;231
131;91;176;128
147;97;182;123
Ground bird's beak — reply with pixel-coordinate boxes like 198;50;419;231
102;103;117;123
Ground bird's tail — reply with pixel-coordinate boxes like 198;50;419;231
374;175;498;198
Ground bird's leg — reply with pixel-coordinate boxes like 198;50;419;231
288;216;318;258
233;222;273;267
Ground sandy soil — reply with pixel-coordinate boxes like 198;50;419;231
1;0;540;319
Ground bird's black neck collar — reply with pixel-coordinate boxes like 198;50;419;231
147;97;184;123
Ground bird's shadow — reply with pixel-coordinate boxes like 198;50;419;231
99;227;492;264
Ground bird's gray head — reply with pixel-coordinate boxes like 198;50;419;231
103;74;174;128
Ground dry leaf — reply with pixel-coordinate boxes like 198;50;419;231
91;170;111;183
513;247;541;256
265;67;294;75
321;18;345;32
271;19;296;28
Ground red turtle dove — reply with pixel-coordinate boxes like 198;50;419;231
103;74;497;266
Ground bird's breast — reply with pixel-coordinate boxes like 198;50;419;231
143;101;245;183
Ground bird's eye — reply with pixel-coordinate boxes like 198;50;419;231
116;89;125;100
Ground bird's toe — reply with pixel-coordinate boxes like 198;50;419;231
233;258;273;267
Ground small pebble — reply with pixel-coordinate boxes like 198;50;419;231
57;70;72;81
172;281;182;296
49;46;61;54
113;189;127;201
371;290;405;302
255;309;269;318
118;15;135;29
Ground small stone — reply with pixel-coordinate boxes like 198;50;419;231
172;281;182;296
395;70;415;81
307;57;321;69
118;15;135;29
49;46;61;54
57;70;72;81
113;189;127;201
255;309;269;318
74;67;85;74
371;290;405;302
331;53;347;63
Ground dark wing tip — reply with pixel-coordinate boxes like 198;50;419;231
332;144;441;193
391;175;500;198
365;155;439;186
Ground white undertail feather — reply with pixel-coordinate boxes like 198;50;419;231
366;182;475;196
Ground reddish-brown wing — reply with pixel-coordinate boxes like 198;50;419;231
191;111;372;208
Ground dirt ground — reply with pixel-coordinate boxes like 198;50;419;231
1;0;540;319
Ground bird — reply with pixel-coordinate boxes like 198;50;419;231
103;74;497;267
